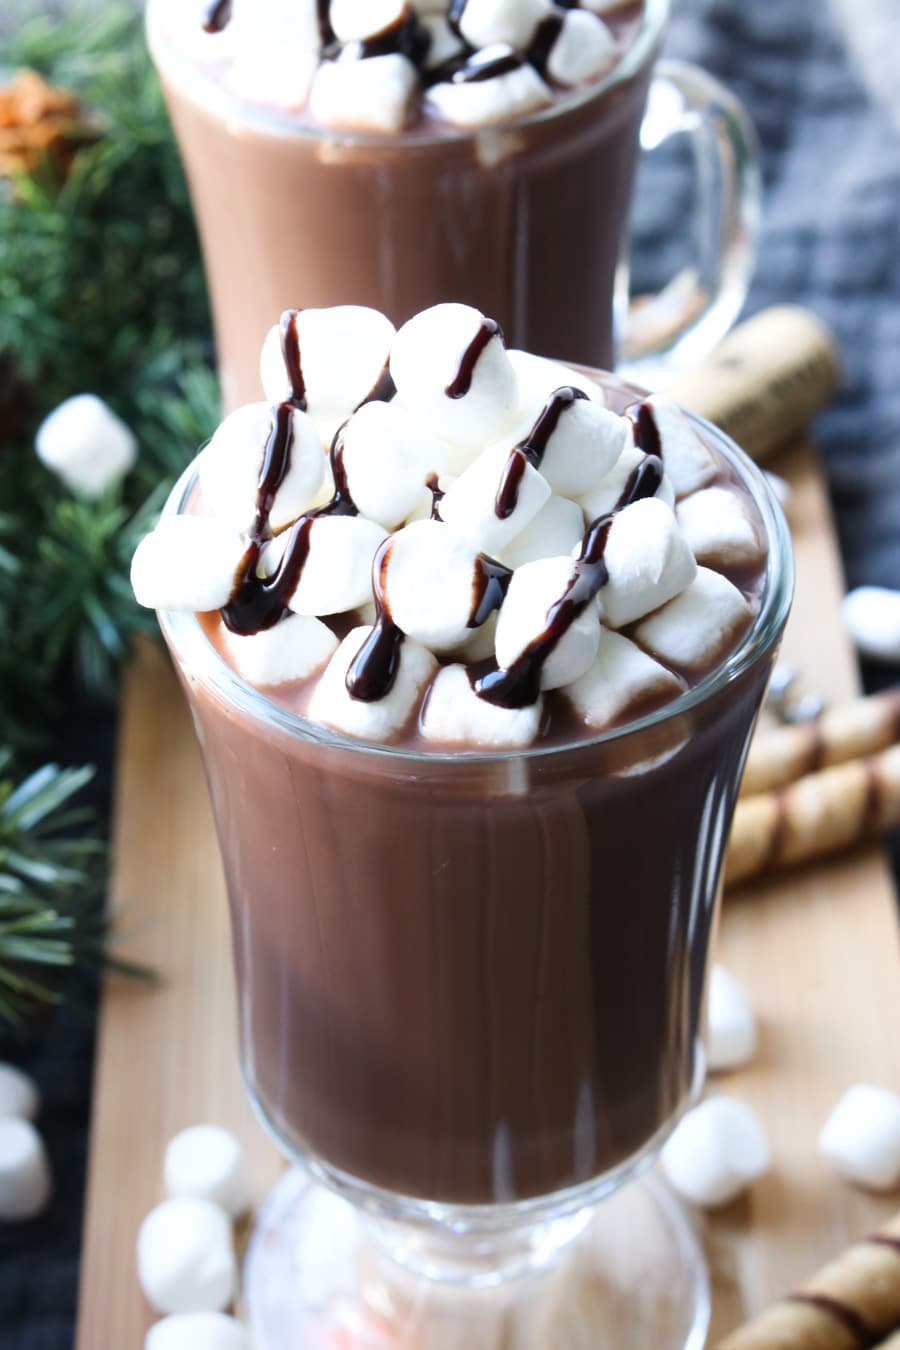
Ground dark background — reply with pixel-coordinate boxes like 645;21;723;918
2;0;900;1344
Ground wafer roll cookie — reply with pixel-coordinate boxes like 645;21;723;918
718;1211;900;1348
725;743;900;886
665;306;841;463
742;689;900;797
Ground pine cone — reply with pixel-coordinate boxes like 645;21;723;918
0;69;91;182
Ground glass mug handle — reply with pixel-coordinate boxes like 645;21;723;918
616;58;762;385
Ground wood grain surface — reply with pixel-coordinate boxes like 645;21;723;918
75;439;900;1347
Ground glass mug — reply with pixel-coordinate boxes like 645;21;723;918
159;379;792;1348
146;0;761;410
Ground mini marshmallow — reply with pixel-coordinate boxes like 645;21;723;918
309;51;419;134
0;1118;52;1220
637;397;717;499
198;402;324;533
146;1313;251;1350
841;586;900;664
818;1085;900;1192
226;46;317;109
580;0;632;10
164;1126;250;1219
421;663;542;748
566;628;683;730
528;395;630;498
495;556;601;690
36;394;137;498
381;519;482;650
453;0;554;51
545;10;617;87
260;307;396;444
677;487;764;570
451;609;498;662
309;626;437;741
440;442;551;556
131;517;246;613
420;14;467;69
269;515;387;617
634;566;751;672
499;494;585;569
337;400;446;529
506;349;605;425
578;446;675;521
426;48;552;129
137;1198;236;1315
600;498;697;629
224;613;338;687
0;1064;39;1121
660;1096;770;1209
706;965;758;1073
330;0;407;42
390;304;520;454
230;0;321;48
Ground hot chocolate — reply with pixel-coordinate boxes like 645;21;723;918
134;303;789;1205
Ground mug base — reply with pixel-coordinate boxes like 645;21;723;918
244;1167;710;1349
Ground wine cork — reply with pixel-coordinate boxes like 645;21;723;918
725;742;900;887
666;306;841;462
717;1210;900;1348
742;689;900;797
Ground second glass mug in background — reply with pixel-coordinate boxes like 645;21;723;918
146;0;760;410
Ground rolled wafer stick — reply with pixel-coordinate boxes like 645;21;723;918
717;1210;900;1349
725;743;900;887
741;688;900;798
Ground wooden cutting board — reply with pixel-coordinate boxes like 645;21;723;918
75;437;900;1347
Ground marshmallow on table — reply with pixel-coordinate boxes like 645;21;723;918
146;1314;251;1350
337;400;446;529
390;304;521;458
224;613;338;687
453;0;554;50
638;396;717;499
198;402;324;534
260;307;396;445
495;556;602;690
381;519;483;651
521;393;630;499
265;514;387;617
164;1126;250;1219
565;628;684;730
426;50;552;131
309;51;419;135
0;1118;52;1220
676;486;765;570
599;498;697;629
660;1096;770;1209
545;10;618;87
35;394;137;498
309;626;437;740
842;586;900;664
579;446;675;522
498;494;585;569
439;442;551;556
421;663;543;748
634;566;751;672
818;1084;900;1191
706;965;758;1073
0;1064;39;1121
137;1198;237;1315
329;0;407;42
131;517;246;613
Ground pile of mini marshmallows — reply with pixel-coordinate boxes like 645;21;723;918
132;301;761;750
137;1124;252;1349
201;0;628;132
661;970;900;1209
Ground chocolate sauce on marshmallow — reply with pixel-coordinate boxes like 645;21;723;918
132;301;766;746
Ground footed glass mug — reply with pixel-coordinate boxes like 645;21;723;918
159;382;792;1349
147;0;761;410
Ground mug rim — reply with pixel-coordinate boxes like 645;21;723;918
146;0;671;148
157;371;794;769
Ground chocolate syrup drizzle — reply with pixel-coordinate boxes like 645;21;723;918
202;0;232;35
469;449;664;709
528;16;566;77
345;540;405;703
495;385;587;518
445;319;501;399
628;400;662;458
280;309;307;409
